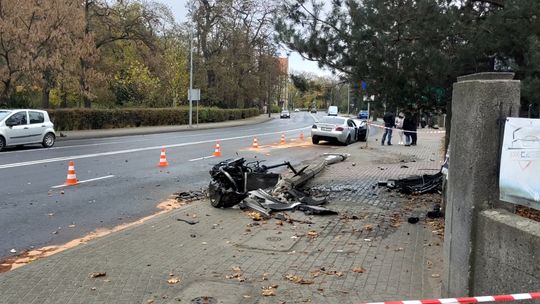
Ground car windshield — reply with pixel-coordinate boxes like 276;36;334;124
320;117;345;125
0;110;11;121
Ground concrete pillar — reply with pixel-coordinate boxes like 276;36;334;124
442;72;520;296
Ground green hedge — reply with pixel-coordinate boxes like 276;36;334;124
48;107;261;131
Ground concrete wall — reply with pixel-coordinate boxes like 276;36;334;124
474;209;540;301
443;72;521;296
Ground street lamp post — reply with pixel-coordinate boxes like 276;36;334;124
189;30;194;128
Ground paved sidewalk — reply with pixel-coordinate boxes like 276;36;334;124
57;114;274;141
0;130;445;304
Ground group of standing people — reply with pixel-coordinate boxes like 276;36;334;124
381;111;417;146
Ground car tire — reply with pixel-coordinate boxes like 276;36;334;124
42;132;55;148
0;136;5;152
312;136;320;145
345;135;351;146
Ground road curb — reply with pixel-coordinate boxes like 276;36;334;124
57;115;275;141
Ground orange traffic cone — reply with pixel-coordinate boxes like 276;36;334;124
280;133;286;145
64;161;79;186
158;149;169;167
252;137;259;149
213;141;222;157
299;131;305;141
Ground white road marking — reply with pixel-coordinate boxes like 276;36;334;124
51;175;115;189
0;126;310;170
188;155;215;162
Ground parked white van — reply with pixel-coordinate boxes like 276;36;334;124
327;106;338;116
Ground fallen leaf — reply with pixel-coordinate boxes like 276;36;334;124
90;272;106;278
307;230;319;238
247;212;262;221
310;270;321;277
431;274;440;278
261;286;276;296
232;266;242;272
167;277;180;284
363;224;374;231
90;287;96;291
285;274;314;284
352;267;366;273
68;224;76;228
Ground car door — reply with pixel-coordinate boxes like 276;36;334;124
347;119;358;141
4;111;29;145
27;111;47;143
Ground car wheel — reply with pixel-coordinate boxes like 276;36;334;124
312;136;320;145
345;135;351;146
42;132;55;148
0;136;5;152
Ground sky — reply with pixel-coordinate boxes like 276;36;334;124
157;0;332;77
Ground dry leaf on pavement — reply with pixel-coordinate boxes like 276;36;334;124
352;267;366;273
307;230;319;238
363;224;374;231
167;277;180;284
261;286;276;296
89;272;106;278
285;274;314;285
247;212;262;221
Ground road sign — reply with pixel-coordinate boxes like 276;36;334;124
189;89;200;101
361;81;367;91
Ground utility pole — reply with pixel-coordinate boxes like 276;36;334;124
189;29;194;128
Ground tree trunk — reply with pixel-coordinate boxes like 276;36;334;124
60;83;68;108
0;79;12;106
41;86;50;109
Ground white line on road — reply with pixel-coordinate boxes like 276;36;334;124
0;126;310;170
188;155;216;162
51;175;115;189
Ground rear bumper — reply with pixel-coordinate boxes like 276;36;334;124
311;130;347;143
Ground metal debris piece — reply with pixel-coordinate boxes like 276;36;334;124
385;172;443;195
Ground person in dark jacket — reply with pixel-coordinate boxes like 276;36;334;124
402;112;414;146
410;113;418;145
381;112;395;145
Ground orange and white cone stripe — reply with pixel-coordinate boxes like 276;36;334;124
158;149;169;167
213;141;222;157
362;291;540;304
252;137;259;149
280;133;286;145
64;161;79;186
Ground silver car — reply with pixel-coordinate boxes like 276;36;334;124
0;109;56;151
311;116;359;145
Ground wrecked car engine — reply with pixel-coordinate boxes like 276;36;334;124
208;158;294;208
208;154;350;217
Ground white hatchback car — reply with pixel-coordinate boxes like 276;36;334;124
0;109;56;151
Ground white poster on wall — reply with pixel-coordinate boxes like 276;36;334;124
500;117;540;210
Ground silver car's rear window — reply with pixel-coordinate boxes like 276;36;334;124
320;117;345;125
0;110;11;121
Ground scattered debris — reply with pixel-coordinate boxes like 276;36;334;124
90;272;106;278
175;190;206;202
352;267;366;273
407;217;420;224
176;218;199;225
167;277;180;284
427;204;443;219
384;172;443;195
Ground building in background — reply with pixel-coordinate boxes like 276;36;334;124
278;57;289;109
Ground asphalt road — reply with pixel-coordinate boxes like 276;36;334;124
0;112;363;259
